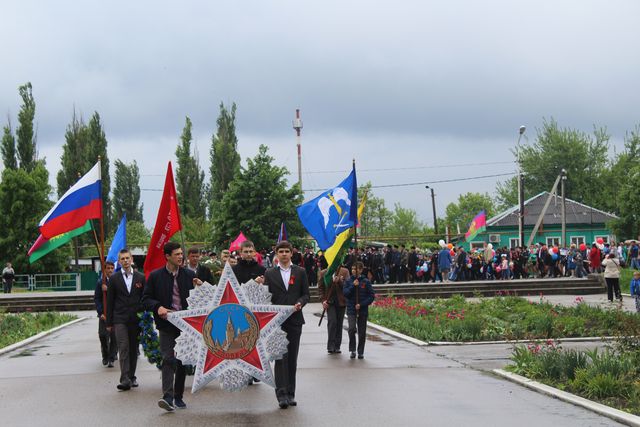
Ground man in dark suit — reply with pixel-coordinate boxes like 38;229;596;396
142;241;202;412
264;240;310;409
185;247;214;283
106;249;145;391
94;260;117;367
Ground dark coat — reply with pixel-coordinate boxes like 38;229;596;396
343;274;375;316
232;259;266;285
142;266;195;332
317;266;349;307
264;264;310;327
106;270;145;326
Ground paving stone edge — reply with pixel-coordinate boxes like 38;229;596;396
493;369;640;427
0;317;86;356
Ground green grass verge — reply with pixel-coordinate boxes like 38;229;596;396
0;312;77;349
507;340;640;415
368;294;639;342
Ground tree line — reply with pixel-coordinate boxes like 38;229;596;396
0;83;303;273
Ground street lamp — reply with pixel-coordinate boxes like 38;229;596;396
517;125;526;247
425;185;438;235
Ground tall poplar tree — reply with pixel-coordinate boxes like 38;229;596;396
176;116;206;219
209;102;241;218
1;120;17;170
112;159;143;223
16;82;37;172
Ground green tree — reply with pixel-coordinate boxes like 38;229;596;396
358;182;392;238
0;163;67;273
1;120;17;170
496;118;609;210
387;203;423;243
176;116;207;219
609;128;640;239
112;159;143;222
57;111;89;197
213;145;303;250
209;102;241;218
445;192;495;232
85;112;111;230
126;220;151;248
16;82;37;172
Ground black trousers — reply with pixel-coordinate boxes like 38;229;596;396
114;323;139;384
326;304;346;352
348;312;368;355
159;328;186;400
605;277;622;301
98;317;117;362
275;323;302;399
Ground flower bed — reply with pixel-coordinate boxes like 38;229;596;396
0;311;77;349
507;340;640;415
368;295;640;342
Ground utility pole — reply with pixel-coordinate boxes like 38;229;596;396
517;125;526;247
292;109;303;187
425;185;438;234
561;169;567;246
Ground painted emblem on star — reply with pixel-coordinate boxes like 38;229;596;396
167;263;294;392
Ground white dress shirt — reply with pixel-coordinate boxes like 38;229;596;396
122;268;133;293
279;264;292;291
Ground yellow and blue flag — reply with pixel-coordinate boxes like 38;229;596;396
296;165;357;250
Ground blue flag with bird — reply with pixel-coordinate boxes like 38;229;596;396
296;165;357;250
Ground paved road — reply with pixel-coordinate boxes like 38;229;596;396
0;305;622;427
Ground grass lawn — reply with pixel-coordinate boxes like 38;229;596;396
0;311;77;349
368;294;640;342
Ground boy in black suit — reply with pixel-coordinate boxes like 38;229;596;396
264;240;310;409
106;249;145;391
143;242;202;412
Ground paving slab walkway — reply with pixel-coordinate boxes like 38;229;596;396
0;304;624;427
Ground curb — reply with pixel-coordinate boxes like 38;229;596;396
366;321;615;346
0;316;86;356
493;369;640;427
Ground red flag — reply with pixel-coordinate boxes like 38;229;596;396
143;162;182;278
229;232;248;252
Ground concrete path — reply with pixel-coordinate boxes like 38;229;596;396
0;305;622;427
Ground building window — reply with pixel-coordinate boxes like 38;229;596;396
509;238;520;248
470;242;485;251
570;236;585;246
546;237;560;247
489;234;501;244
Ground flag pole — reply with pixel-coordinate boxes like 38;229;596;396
97;157;108;318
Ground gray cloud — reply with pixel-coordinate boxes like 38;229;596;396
2;0;639;227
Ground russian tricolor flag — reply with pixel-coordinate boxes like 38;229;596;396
39;161;102;239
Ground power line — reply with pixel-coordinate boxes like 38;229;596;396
303;172;516;192
303;160;515;174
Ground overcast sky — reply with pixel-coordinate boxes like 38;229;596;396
2;1;639;229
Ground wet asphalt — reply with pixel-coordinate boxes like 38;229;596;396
0;301;624;427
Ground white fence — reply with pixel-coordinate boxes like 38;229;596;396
11;273;81;291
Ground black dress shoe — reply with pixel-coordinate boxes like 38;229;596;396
117;380;131;391
278;397;289;409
